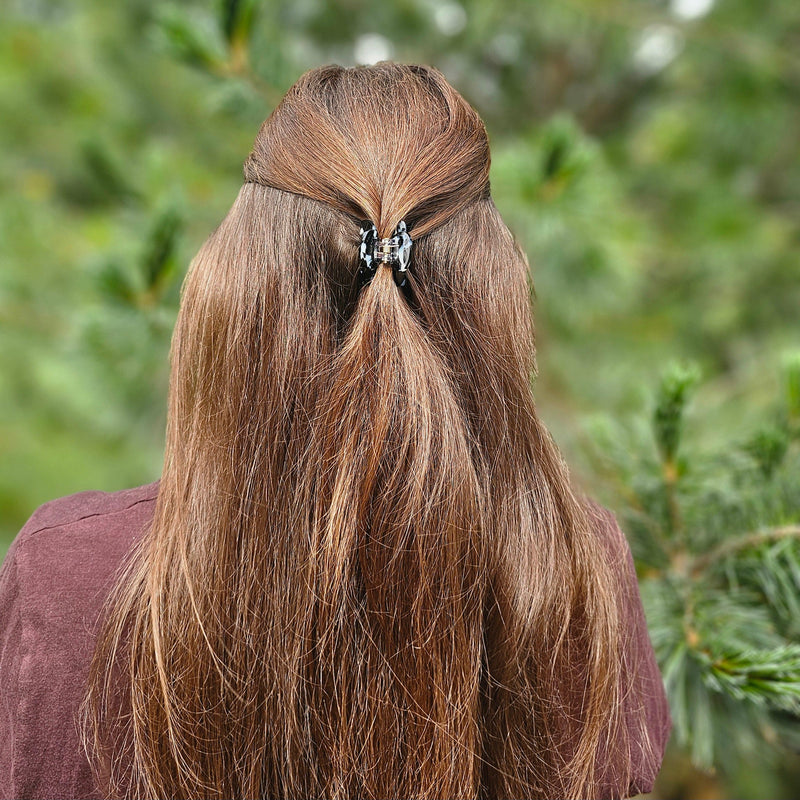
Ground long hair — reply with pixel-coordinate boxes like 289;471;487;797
83;62;644;799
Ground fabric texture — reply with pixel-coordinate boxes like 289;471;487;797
0;481;671;800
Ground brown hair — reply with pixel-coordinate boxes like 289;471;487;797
83;62;644;799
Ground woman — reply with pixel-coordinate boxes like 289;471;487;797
0;62;670;799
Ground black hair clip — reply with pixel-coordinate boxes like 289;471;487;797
357;220;413;290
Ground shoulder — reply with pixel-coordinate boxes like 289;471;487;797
15;480;160;543
0;480;159;800
3;480;160;620
581;496;673;797
3;477;159;604
7;481;159;600
583;496;630;560
6;480;159;586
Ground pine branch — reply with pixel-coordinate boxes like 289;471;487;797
701;645;800;714
690;525;800;578
586;359;800;777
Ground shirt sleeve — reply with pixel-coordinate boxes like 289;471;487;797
0;484;156;800
0;532;25;799
588;500;673;798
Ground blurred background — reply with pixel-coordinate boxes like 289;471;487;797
1;0;798;796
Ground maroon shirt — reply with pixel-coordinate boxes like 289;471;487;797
0;482;671;799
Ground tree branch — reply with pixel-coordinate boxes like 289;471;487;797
690;525;800;578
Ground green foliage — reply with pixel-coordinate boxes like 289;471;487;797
586;358;800;784
745;423;790;479
654;361;701;464
703;645;800;713
152;4;229;71
785;352;800;427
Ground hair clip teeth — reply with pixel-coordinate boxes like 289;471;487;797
376;239;399;263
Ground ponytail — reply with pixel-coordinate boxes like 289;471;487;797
294;264;485;797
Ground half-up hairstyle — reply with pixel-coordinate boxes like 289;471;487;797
82;62;650;799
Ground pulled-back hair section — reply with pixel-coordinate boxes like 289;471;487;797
242;63;490;238
82;62;650;799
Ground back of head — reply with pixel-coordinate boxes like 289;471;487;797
244;62;491;239
84;63;639;799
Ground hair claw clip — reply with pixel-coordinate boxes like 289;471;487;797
357;220;413;290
